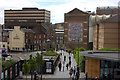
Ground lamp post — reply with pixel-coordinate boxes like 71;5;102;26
46;39;51;51
40;51;43;80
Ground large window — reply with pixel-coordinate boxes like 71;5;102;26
100;60;120;79
69;23;83;41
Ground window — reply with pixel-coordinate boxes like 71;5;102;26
26;34;28;37
26;39;28;43
34;41;36;44
44;35;46;38
39;40;41;43
39;35;41;38
34;35;36;38
30;34;32;37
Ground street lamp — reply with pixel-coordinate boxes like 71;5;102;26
40;51;44;80
46;39;51;50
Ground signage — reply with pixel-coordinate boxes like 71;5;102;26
46;62;52;73
69;23;83;41
13;34;20;39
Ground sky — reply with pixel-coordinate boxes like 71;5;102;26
0;0;119;24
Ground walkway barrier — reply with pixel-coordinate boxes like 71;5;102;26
1;60;24;80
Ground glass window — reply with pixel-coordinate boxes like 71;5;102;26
34;35;36;38
26;34;28;37
44;35;46;38
30;34;32;37
39;35;41;38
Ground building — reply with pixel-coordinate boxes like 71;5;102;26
89;15;111;50
54;23;64;50
8;26;48;51
0;25;13;52
93;15;120;50
96;6;118;15
9;26;25;51
79;51;120;79
64;8;89;49
4;8;50;29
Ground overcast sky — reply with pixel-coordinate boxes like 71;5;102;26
0;0;119;24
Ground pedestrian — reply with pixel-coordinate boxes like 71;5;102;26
64;55;66;61
72;74;76;80
69;51;71;55
58;61;62;71
69;60;71;67
76;70;80;80
69;67;73;78
73;66;76;75
63;61;65;72
77;65;79;74
69;56;71;61
66;63;69;70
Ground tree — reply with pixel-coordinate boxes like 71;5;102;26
22;60;30;80
28;54;37;80
36;53;42;74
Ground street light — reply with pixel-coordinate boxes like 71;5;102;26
46;39;51;50
40;51;44;80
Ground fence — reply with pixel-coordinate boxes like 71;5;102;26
1;60;24;80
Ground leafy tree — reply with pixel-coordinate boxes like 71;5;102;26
28;54;37;80
36;53;42;74
22;60;30;80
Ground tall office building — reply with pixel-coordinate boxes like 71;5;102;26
4;8;50;29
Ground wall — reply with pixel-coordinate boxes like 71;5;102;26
85;57;100;78
9;26;25;51
64;8;89;49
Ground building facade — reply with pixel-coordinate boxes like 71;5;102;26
96;6;118;15
89;15;111;50
79;51;120;79
9;26;25;51
54;23;64;50
64;8;89;49
93;15;120;50
4;8;50;29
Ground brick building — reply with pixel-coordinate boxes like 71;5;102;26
64;8;89;49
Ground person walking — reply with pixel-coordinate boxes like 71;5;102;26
77;65;80;74
66;63;69;70
69;67;73;78
58;61;62;71
64;55;66;61
73;66;76;75
69;60;71;67
63;61;65;72
69;56;71;62
76;70;80;80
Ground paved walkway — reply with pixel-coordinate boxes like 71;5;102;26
17;50;85;79
42;50;85;78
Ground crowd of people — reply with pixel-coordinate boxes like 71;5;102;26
58;51;80;80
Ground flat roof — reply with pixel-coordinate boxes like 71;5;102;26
79;51;120;61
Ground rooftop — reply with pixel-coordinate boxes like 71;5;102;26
79;51;120;61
